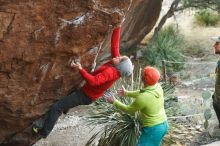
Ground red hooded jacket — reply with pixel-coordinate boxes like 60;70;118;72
79;27;121;100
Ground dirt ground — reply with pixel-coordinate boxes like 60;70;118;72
33;106;98;146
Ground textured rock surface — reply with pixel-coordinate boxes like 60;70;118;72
121;0;163;50
0;0;162;145
101;0;163;55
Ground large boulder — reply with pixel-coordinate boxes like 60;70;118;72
0;0;162;145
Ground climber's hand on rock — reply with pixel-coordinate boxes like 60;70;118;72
112;11;125;27
71;60;82;70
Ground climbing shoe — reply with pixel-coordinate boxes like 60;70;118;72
32;125;41;134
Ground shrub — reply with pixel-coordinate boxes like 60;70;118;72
142;25;185;72
195;10;220;26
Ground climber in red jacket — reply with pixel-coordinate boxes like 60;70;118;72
32;26;133;138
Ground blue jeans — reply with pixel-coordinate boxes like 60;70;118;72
137;121;168;146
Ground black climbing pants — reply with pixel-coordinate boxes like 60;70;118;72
40;90;92;137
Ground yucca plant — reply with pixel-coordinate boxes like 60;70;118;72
84;68;176;146
85;102;141;146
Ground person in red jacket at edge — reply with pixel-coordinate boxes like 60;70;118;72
32;26;133;138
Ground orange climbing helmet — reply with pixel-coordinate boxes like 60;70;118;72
143;66;160;85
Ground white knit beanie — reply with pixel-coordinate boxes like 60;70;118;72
115;58;133;77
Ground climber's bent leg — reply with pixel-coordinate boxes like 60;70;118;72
39;90;92;137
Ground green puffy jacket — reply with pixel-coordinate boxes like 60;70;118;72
113;83;167;127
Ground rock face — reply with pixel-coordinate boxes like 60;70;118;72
0;0;162;145
121;0;163;50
